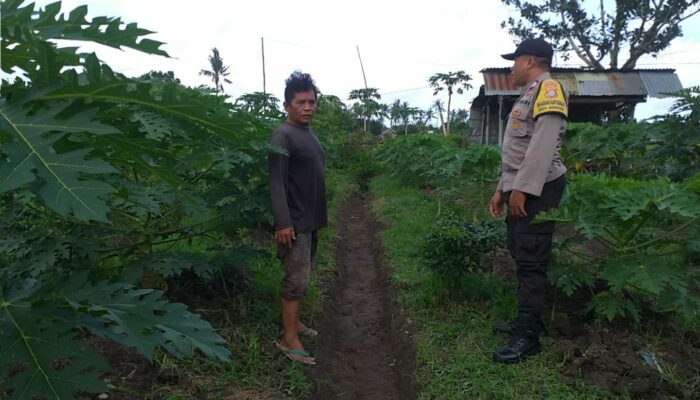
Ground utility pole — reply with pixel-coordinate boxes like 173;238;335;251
356;45;368;90
356;45;369;132
261;37;267;114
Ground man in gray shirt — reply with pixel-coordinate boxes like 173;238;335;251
487;38;567;363
269;71;327;365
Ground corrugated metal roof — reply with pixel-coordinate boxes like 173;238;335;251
482;68;683;98
482;72;517;95
550;73;579;95
639;72;683;98
480;67;677;73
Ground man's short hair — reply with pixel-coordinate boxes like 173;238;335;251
532;56;552;70
284;71;319;103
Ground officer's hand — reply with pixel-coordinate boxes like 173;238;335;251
508;190;528;217
488;191;505;218
275;227;296;248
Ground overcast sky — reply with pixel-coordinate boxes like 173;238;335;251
21;1;700;119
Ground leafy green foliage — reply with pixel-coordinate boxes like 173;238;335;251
423;214;505;298
564;90;700;181
537;174;700;323
0;280;109;400
0;274;231;400
377;134;500;189
377;134;500;214
343;147;382;191
312;94;358;137
0;101;119;221
0;1;278;397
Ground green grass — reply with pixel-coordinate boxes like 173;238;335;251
370;174;617;400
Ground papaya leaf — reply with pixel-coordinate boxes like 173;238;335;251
0;101;119;221
64;279;231;362
0;237;70;279
0;280;109;400
96;134;187;189
132;252;214;278
547;258;594;296
132;111;187;140
41;67;255;142
11;1;169;57
586;291;641;322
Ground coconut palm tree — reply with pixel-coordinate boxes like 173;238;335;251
433;99;446;135
428;71;472;135
389;99;402;129
200;48;232;94
423;106;435;128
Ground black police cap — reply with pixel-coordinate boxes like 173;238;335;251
501;38;553;60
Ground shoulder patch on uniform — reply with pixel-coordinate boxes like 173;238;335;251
533;79;568;119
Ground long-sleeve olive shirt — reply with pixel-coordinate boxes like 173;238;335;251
268;121;327;233
497;72;568;197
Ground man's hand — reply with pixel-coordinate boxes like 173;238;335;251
508;189;528;217
275;227;296;248
488;191;505;218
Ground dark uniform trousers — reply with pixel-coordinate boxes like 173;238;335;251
504;175;566;327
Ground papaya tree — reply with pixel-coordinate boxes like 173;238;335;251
428;72;472;136
0;1;269;398
348;87;381;133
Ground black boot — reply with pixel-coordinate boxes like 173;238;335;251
492;314;542;364
492;318;548;336
492;334;541;364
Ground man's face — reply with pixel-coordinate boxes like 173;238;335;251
284;90;317;126
510;55;531;87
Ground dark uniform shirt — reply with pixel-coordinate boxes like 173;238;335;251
497;72;568;196
268;121;327;233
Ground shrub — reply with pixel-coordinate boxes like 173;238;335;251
538;174;700;325
422;214;505;298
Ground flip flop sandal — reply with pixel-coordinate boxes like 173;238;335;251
298;326;319;337
275;343;316;365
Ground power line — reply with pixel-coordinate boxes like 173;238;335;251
659;47;700;56
262;36;310;48
636;61;700;65
380;86;430;95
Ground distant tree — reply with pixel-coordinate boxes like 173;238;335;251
235;92;283;120
389;99;402;128
433;99;446;135
428;71;472;135
422;106;435;128
313;94;355;133
501;0;700;69
348;88;382;133
399;101;411;135
199;48;232;93
449;108;471;145
139;70;180;83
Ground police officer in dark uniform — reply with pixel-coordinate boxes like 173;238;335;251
487;38;568;363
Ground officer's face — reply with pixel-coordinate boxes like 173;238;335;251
510;55;532;86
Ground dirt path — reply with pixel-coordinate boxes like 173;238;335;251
309;193;417;400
